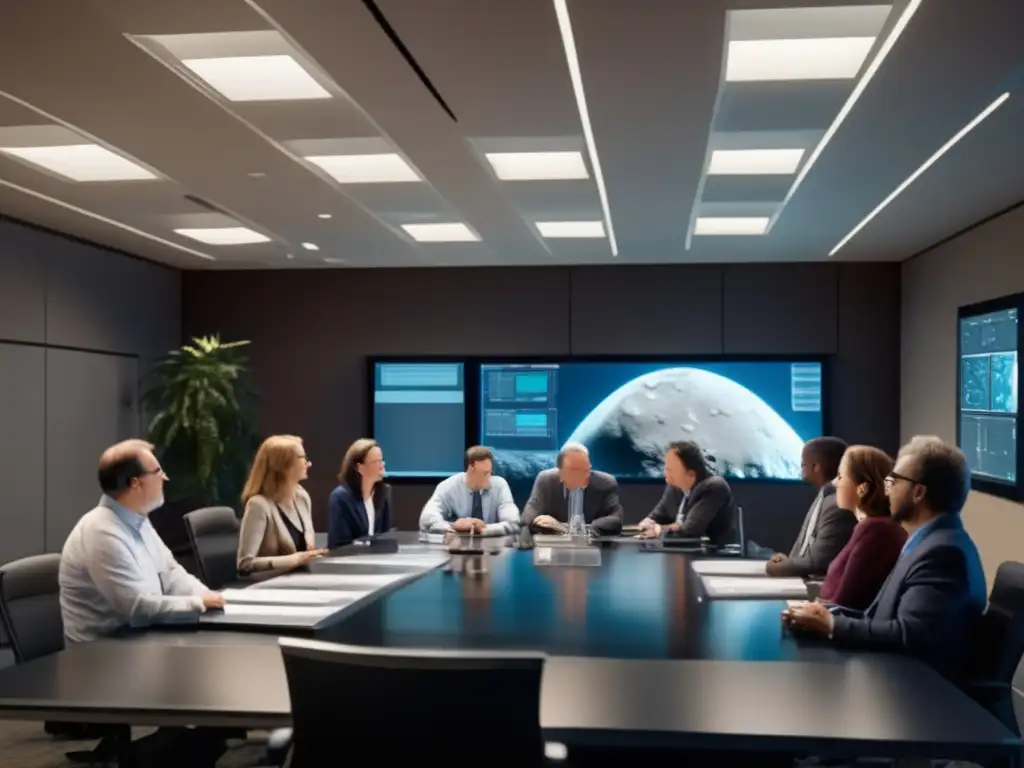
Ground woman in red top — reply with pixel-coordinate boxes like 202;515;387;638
817;445;907;611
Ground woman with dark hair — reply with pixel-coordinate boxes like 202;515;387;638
327;438;392;548
817;445;907;610
637;440;738;547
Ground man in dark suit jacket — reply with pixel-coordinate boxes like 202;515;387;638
784;436;987;682
637;441;738;546
520;443;623;536
766;437;856;577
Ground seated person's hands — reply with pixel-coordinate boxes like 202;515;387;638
769;552;787;563
451;517;487;534
637;518;657;532
780;601;833;638
533;514;566;532
201;593;226;611
636;523;662;539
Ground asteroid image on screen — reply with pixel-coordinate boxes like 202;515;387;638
959;308;1019;485
479;361;823;485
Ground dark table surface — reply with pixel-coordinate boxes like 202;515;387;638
0;538;1018;762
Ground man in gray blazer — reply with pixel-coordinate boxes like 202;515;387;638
766;436;856;578
520;443;624;536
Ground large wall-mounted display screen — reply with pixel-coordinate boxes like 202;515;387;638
371;361;465;477
958;296;1021;500
478;360;824;484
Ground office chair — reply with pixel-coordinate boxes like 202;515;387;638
964;561;1024;738
277;638;552;766
183;506;242;590
0;553;129;764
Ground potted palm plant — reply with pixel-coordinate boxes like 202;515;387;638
141;335;260;551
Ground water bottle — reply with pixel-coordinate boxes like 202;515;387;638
568;509;587;543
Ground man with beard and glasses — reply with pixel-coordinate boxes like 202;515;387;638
783;435;986;682
58;440;229;767
60;439;225;642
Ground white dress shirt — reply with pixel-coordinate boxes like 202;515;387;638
798;489;826;556
59;495;210;644
364;495;376;535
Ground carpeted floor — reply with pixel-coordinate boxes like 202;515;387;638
0;721;272;767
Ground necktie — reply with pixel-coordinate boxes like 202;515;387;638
471;490;484;521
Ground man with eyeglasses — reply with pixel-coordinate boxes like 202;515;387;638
783;435;986;682
60;439;225;644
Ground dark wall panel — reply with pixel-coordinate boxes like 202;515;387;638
722;264;838;354
833;262;901;456
0;219;46;343
46;237;180;358
183;262;899;550
569;266;723;355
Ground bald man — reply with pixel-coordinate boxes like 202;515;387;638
60;439;224;644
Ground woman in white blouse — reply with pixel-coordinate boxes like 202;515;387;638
237;435;327;574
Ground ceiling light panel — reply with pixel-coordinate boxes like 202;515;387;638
694;217;769;236
174;227;270;245
0;144;156;182
725;37;875;82
402;223;480;242
708;148;805;175
180;55;331;102
537;221;605;238
306;153;421;183
485;151;589;181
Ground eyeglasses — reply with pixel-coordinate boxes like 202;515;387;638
883;471;919;489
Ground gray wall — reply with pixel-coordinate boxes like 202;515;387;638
902;203;1024;590
183;262;901;553
0;217;181;565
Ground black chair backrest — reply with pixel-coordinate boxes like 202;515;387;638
183;507;240;590
0;554;64;663
970;561;1024;684
279;638;547;765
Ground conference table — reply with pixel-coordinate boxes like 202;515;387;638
0;533;1018;765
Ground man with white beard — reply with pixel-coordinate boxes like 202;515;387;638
59;439;224;644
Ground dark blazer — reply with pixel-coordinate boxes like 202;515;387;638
771;485;856;578
647;475;737;547
818;516;907;610
520;469;623;536
831;513;987;682
327;483;392;548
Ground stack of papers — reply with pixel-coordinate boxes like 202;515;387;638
320;554;449;568
221;588;364;605
690;559;768;577
700;575;808;599
250;573;402;589
219;604;338;619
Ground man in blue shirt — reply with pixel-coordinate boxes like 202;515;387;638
784;435;987;681
419;446;520;536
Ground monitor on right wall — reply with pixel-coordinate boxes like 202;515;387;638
957;293;1022;501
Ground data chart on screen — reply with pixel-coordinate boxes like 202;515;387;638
959;308;1018;484
372;362;465;477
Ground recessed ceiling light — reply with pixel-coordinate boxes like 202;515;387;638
485;151;589;181
725;37;875;82
305;153;420;183
301;242;319;251
317;213;332;219
708;148;805;175
694;217;770;236
536;220;605;238
401;223;480;243
830;92;1010;257
180;54;331;101
0;144;156;182
174;227;270;245
285;253;295;260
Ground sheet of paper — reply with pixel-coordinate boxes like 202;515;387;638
221;588;365;605
251;573;403;589
786;599;809;608
220;604;338;619
700;575;807;599
319;554;448;567
690;559;768;577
